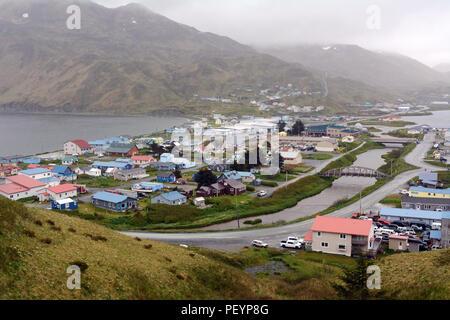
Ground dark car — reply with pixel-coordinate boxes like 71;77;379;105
391;220;407;227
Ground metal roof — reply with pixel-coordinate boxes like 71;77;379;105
430;230;441;240
401;196;450;205
92;192;128;203
20;168;50;175
410;186;450;195
380;207;444;220
160;191;186;201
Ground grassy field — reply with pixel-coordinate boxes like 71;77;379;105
359;120;416;127
388;129;424;140
379;194;402;208
1;198;448;300
75;175;124;188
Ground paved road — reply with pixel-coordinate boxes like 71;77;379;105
122;134;436;251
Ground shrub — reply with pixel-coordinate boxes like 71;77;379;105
261;181;278;187
246;185;255;192
50;226;62;232
243;218;262;225
135;237;142;241
92;235;107;242
46;220;55;226
40;238;52;244
68;228;76;233
144;244;153;250
34;220;43;226
164;257;172;263
23;229;36;238
69;261;89;272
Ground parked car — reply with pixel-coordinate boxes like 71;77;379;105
431;245;441;250
252;240;268;248
280;240;303;249
400;189;409;195
257;190;267;197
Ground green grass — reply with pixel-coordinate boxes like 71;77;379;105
425;160;449;168
379;194;402;208
388;129;423;140
75;175;124;188
255;173;296;182
359;120;417;127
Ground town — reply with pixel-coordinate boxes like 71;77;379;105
1;109;449;259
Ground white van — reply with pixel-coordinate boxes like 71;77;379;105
380;228;395;235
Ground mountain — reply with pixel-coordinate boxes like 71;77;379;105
433;63;450;73
0;0;392;115
261;44;449;93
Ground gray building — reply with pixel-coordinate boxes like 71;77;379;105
401;196;450;211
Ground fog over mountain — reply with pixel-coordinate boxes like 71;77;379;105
94;0;450;67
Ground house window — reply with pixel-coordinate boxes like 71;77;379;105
321;242;328;247
339;234;346;239
338;244;346;250
317;232;321;236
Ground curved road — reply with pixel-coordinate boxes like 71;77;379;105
123;133;438;251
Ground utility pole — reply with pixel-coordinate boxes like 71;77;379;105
235;188;240;229
359;190;362;215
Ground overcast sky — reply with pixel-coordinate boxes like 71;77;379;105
94;0;450;67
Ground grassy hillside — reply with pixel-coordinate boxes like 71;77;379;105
0;197;448;300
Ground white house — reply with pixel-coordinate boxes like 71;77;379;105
0;175;47;201
64;140;94;155
18;168;53;180
47;184;78;201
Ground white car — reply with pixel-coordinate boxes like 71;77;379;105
257;190;267;197
400;189;409;195
252;240;268;248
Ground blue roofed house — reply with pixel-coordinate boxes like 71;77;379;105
430;230;441;247
52;198;78;210
151;191;187;205
149;162;176;171
0;155;26;165
92;161;132;171
219;171;255;184
157;172;176;183
160;153;175;162
418;172;440;188
92;191;138;212
18;168;53;180
52;165;77;181
132;182;164;192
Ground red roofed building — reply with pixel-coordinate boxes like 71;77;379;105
131;155;156;166
47;184;78;201
0;175;46;200
0;165;20;178
309;216;375;257
64;140;94;155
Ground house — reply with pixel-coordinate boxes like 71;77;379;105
52;165;77;181
92;191;138;212
0;155;25;165
39;176;61;187
0;166;20;177
401;196;450;211
430;230;441;247
418;172;440;188
0;175;46;200
389;235;409;252
51;198;78;210
89;137;132;152
62;157;78;166
408;186;450;199
160;153;175;162
113;168;148;181
131;156;156;167
219;171;256;184
194;197;206;207
132;182;164;192
280;151;303;166
381;115;401;122
151;191;187;205
379;207;445;226
75;166;101;177
308;216;376;257
47;184;78;201
92;161;132;171
157;172;177;183
105;143;139;157
223;179;246;195
18;168;52;180
64;140;94;155
149;162;176;171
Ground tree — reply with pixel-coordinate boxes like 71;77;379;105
332;256;389;300
194;168;217;190
278;121;286;133
290;120;305;136
150;143;165;157
173;169;182;179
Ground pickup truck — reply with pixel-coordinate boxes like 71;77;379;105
280;238;303;249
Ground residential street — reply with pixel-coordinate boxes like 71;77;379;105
122;133;439;251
